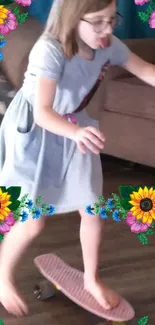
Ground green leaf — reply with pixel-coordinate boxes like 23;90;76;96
145;228;154;236
112;193;121;202
10;200;20;211
147;5;154;15
0;0;14;4
105;207;111;214
0;186;7;192
138;316;149;325
41;208;47;215
94;207;100;215
138;12;149;23
36;196;43;204
6;187;21;201
13;212;20;221
31;206;37;214
0;34;4;39
132;185;141;192
17;13;28;24
137;233;148;245
94;202;99;208
21;194;29;204
152;221;155;228
0;233;4;242
13;7;20;15
41;203;48;210
120;198;131;211
119;185;134;200
120;210;127;220
98;196;105;204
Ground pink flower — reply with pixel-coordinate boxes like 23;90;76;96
15;0;32;6
0;10;18;35
149;11;155;28
0;212;15;234
126;211;151;234
134;0;149;4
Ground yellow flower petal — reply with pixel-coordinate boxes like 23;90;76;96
131;207;137;212
150;210;155;220
132;208;141;217
129;200;140;207
0;215;4;221
0;12;7;19
0;6;8;14
132;191;142;201
130;194;134;200
138;187;144;198
147;215;153;224
0;18;4;24
148;187;153;197
143;186;149;198
142;212;149;223
136;210;144;220
1;200;12;208
0;209;10;217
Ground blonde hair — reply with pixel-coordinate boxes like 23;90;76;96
42;0;114;59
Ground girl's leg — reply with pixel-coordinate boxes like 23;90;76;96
79;208;120;310
0;215;46;316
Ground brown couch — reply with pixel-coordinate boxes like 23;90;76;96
1;17;155;167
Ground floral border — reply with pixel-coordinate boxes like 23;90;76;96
0;0;33;61
0;315;151;325
0;186;56;241
112;316;150;325
135;0;155;28
86;186;155;245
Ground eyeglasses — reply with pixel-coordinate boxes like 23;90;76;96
81;12;123;34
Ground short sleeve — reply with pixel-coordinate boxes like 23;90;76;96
110;35;131;66
28;39;65;81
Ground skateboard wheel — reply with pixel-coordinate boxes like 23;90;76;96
55;284;61;290
34;280;56;300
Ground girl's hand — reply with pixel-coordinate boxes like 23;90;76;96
74;126;105;154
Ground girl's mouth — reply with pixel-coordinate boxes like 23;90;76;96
97;37;111;48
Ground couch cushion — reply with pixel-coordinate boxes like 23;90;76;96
1;17;43;89
105;77;155;121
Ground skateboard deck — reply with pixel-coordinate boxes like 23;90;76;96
34;253;135;322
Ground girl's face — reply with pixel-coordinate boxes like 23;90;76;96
77;1;117;50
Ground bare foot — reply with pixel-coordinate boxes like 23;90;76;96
0;279;28;316
84;277;120;310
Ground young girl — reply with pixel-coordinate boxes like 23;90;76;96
0;0;155;317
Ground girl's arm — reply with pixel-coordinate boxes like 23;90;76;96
123;52;155;87
34;77;80;140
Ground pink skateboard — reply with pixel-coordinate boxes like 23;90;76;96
34;254;135;324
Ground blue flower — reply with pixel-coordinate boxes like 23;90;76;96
0;40;6;48
26;199;33;210
85;205;95;215
112;209;121;222
32;208;42;219
107;198;114;209
0;53;3;61
20;210;29;222
47;204;56;216
99;207;108;219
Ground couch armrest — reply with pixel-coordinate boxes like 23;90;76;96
108;38;155;81
1;17;43;89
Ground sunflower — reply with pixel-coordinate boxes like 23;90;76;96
0;5;9;25
129;186;155;224
0;188;12;221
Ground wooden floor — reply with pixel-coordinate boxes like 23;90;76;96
1;155;155;325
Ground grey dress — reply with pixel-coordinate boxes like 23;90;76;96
0;36;130;213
